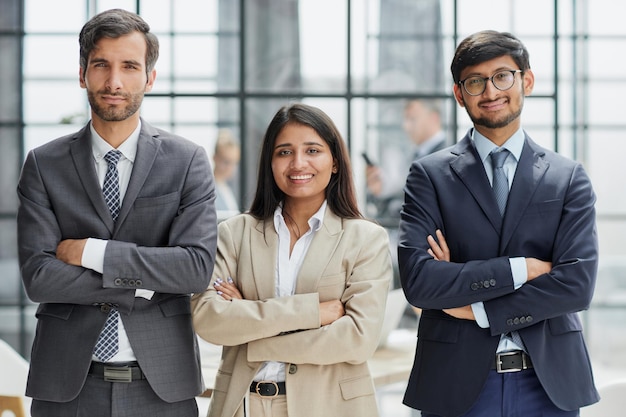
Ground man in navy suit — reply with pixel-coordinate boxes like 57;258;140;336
398;30;599;417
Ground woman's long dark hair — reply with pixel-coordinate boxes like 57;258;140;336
248;103;362;220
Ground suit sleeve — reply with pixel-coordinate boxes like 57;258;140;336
245;225;392;366
102;146;217;298
18;144;217;313
192;219;322;346
398;160;515;310
484;162;598;335
17;149;137;309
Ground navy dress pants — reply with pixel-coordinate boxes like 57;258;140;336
421;369;579;417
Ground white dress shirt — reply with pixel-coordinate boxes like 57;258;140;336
82;121;150;362
252;201;326;383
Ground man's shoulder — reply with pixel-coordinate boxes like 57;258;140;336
25;128;89;165
523;135;580;168
417;141;460;165
142;122;204;153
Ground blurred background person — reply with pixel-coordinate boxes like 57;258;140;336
213;129;241;220
365;99;446;222
366;99;446;221
365;99;447;295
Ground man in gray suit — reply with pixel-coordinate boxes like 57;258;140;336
17;9;217;417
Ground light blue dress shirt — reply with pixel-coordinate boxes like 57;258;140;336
469;128;528;352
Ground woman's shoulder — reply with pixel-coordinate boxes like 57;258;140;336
340;216;388;235
219;213;263;231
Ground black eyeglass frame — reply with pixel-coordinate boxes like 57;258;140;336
458;69;523;96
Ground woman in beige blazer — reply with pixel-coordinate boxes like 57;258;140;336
192;103;392;417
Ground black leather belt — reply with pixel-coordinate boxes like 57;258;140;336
250;381;286;397
89;361;146;383
493;351;533;373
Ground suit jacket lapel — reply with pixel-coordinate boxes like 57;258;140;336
250;219;279;301
295;209;343;294
501;138;549;250
450;136;503;231
69;124;115;233
247;209;344;299
115;121;161;229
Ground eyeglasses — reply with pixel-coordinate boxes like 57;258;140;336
458;70;523;96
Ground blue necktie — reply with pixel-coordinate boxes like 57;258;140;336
93;150;122;362
102;150;122;221
490;148;510;216
490;148;527;351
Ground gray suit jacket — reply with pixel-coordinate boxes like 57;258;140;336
17;120;217;403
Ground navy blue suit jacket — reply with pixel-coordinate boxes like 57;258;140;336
398;131;599;417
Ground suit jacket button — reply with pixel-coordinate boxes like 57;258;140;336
129;279;136;287
489;279;496;287
526;315;533;323
513;317;520;325
114;278;122;286
471;283;479;291
507;319;514;326
289;364;297;374
101;304;111;313
483;280;491;288
136;280;143;287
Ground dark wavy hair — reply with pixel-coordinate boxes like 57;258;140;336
249;103;362;220
79;8;159;79
451;30;530;84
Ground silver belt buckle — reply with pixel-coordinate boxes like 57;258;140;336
103;365;133;383
496;351;524;373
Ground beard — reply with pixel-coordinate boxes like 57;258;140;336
467;106;523;129
464;92;525;129
87;89;144;122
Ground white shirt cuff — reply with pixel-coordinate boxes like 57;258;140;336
81;238;107;274
82;238;154;300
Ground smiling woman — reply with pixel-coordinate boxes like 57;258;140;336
271;123;336;229
192;103;393;417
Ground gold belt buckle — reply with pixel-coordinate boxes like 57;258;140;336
255;381;279;398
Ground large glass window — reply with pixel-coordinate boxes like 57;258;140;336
4;0;623;374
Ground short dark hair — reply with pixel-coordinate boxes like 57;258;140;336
249;103;362;220
79;8;159;79
450;30;530;84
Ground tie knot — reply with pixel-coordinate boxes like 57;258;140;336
490;148;509;168
104;150;122;166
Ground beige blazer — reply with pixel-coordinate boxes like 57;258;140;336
192;209;392;417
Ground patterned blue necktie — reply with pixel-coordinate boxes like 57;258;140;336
102;150;122;221
490;148;527;351
490;148;510;216
93;150;122;362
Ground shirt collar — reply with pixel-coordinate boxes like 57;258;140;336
90;120;141;163
471;127;525;164
273;200;327;234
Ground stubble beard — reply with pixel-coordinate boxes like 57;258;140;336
468;106;523;129
465;92;525;129
87;89;144;122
